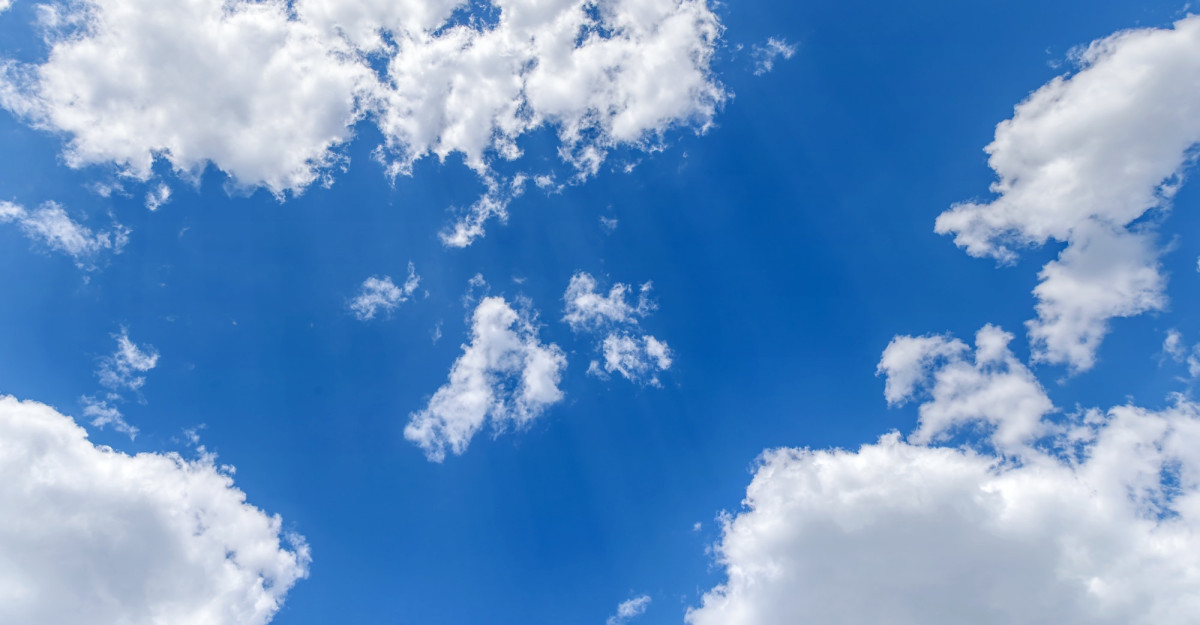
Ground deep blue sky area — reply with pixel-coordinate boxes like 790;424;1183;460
1;1;1198;624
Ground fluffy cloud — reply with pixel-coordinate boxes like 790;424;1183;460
2;0;724;239
935;15;1200;371
406;295;567;462
0;0;371;195
752;37;795;76
0;395;309;625
878;324;1054;452
563;272;672;385
349;263;420;320
0;200;128;270
607;595;651;625
688;326;1200;625
0;1;11;14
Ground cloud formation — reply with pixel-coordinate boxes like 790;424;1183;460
878;324;1055;452
83;328;159;437
752;37;795;75
406;294;567;461
936;15;1200;371
607;594;651;625
1;0;725;240
563;272;672;386
0;200;128;270
689;326;1200;625
0;395;310;625
350;263;420;320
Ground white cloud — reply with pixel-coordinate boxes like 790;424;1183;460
752;37;795;76
405;294;566;462
607;594;651;625
600;216;618;233
0;0;372;196
0;394;309;625
2;0;725;239
96;328;159;392
1162;328;1200;378
935;15;1200;371
689;326;1200;625
349;263;420;320
564;272;671;385
80;395;137;438
0;200;128;270
878;324;1055;452
0;1;12;14
564;272;653;330
145;183;171;211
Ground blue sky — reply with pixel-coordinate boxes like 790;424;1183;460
2;1;1200;624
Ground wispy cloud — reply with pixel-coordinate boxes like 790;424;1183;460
0;200;128;270
350;262;420;320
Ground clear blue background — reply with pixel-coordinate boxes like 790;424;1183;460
1;1;1197;623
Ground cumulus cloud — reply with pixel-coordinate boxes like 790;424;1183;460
689;326;1200;625
935;15;1200;371
0;394;309;625
752;37;795;75
563;272;672;385
607;595;651;625
349;263;420;320
0;200;128;270
1;0;725;239
406;294;567;462
878;324;1055;452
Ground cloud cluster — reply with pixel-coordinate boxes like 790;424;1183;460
0;200;128;270
936;15;1200;371
689;326;1200;625
563;272;672;385
1;0;725;240
406;295;566;462
350;263;420;320
0;395;310;625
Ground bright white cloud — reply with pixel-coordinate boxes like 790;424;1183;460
935;15;1200;371
350;263;420;320
2;0;725;239
564;272;653;330
878;324;1055;452
406;294;567;462
0;0;371;196
752;37;796;75
0;394;310;625
607;594;651;625
689;326;1200;625
0;200;128;270
0;1;12;14
563;272;671;385
96;328;159;392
